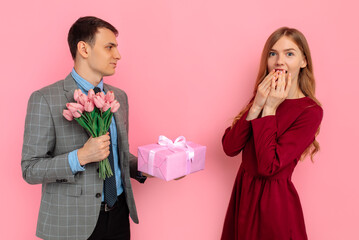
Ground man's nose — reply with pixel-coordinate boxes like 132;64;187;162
114;48;121;60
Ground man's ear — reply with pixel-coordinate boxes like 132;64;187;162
76;41;90;59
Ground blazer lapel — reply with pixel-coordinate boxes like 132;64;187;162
103;84;127;150
104;84;128;170
63;74;78;102
63;73;91;137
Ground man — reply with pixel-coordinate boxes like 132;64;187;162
21;16;146;240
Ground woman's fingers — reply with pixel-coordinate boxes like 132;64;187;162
271;74;276;90
263;71;278;89
279;72;286;92
269;71;287;96
259;70;275;88
285;73;292;94
253;70;278;109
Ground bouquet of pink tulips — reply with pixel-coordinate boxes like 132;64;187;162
63;89;120;180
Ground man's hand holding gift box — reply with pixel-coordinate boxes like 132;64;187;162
138;136;206;181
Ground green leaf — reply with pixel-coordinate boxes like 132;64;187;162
97;116;105;135
105;113;113;130
103;108;111;119
92;114;99;137
75;117;95;137
91;110;96;120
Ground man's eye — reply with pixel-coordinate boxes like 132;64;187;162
269;52;276;57
107;46;113;49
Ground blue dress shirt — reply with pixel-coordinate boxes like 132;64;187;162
68;68;123;197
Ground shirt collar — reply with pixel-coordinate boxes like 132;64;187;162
71;68;104;93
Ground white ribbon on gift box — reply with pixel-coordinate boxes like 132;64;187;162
147;135;195;176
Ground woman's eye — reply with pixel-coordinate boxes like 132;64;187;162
287;52;294;56
269;52;276;57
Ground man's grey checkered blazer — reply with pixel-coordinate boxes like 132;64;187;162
21;74;142;240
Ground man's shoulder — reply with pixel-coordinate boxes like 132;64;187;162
28;75;73;104
37;79;65;94
33;74;73;96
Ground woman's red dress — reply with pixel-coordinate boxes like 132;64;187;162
221;97;323;240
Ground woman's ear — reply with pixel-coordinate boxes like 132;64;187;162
301;57;307;68
76;41;90;59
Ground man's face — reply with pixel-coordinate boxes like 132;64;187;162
87;28;121;77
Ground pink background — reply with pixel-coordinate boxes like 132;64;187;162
1;0;358;239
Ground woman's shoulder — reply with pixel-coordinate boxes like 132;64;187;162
290;97;323;124
284;97;322;112
278;97;323;125
301;97;323;117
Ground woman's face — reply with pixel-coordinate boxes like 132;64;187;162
267;36;307;81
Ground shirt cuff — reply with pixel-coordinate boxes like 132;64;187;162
68;149;86;175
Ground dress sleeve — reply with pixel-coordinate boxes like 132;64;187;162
251;105;323;176
222;110;252;157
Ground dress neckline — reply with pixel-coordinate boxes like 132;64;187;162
284;96;309;101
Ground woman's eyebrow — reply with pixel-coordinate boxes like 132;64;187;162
270;48;297;52
284;48;297;52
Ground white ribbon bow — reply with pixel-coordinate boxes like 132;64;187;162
158;135;187;148
147;135;195;177
158;135;194;160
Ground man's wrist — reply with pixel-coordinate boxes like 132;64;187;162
68;149;86;174
77;148;87;166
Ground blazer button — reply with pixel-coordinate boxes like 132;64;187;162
95;193;102;198
97;168;99;173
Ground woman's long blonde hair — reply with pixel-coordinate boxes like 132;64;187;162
232;27;321;161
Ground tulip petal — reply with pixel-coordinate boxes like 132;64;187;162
110;101;120;113
105;91;115;102
63;109;74;121
88;89;95;100
102;101;111;112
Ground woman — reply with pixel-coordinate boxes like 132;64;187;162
221;27;323;240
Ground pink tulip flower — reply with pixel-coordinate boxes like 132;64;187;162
94;95;105;109
110;100;120;113
74;89;82;102
88;89;95;100
102;101;111;112
84;100;95;112
63;109;74;121
96;91;106;100
78;93;88;106
66;102;84;114
105;91;115;103
72;111;82;118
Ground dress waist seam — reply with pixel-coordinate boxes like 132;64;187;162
240;167;292;181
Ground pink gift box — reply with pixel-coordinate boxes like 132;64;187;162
138;136;206;181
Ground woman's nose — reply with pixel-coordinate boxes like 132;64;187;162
276;54;284;65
